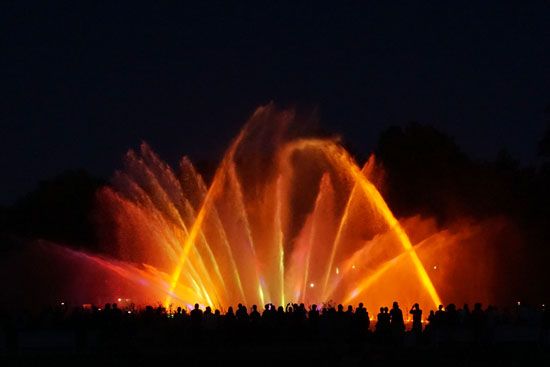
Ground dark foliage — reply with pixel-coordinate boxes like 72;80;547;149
0;170;105;251
376;122;550;301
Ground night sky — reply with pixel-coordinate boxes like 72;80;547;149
2;1;549;204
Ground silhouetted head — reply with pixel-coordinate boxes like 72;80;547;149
414;303;419;310
438;304;444;311
380;307;384;313
384;307;389;313
337;304;343;311
347;305;353;312
194;303;200;310
311;304;317;311
358;302;364;309
177;306;182;314
227;306;234;314
205;306;211;314
393;301;399;309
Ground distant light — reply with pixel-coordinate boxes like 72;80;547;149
309;282;315;288
98;308;102;311
336;267;340;275
351;265;356;270
127;310;132;314
517;301;521;306
433;265;437;270
117;298;122;302
60;302;65;306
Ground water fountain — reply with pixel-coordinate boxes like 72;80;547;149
8;104;498;312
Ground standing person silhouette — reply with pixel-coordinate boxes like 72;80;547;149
390;301;405;344
410;303;423;338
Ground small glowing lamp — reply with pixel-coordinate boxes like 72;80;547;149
117;298;122;302
351;265;356;270
309;282;315;288
433;265;437;270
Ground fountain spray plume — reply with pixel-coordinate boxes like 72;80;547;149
6;104;502;313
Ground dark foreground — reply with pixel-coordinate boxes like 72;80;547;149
1;302;549;366
1;337;549;367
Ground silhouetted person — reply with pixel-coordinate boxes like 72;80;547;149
446;303;458;328
434;304;446;327
111;302;122;330
354;302;370;340
204;306;216;331
250;304;261;324
410;303;422;335
376;307;390;343
472;303;485;344
308;304;320;335
190;303;203;340
459;303;471;326
390;301;405;344
235;303;249;338
223;306;236;341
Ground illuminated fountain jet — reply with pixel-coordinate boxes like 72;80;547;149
90;104;445;312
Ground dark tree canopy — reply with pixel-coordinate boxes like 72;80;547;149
0;170;104;251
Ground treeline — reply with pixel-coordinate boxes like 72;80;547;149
0;170;105;252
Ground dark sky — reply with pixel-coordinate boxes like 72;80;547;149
2;1;549;204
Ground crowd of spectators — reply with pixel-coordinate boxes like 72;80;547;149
1;300;549;354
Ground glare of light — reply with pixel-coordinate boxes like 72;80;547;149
127;310;132;314
517;301;521;306
335;267;339;275
351;265;356;270
433;265;437;270
309;282;315;288
60;302;65;306
117;298;122;302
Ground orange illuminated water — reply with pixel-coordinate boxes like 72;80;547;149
83;105;496;311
